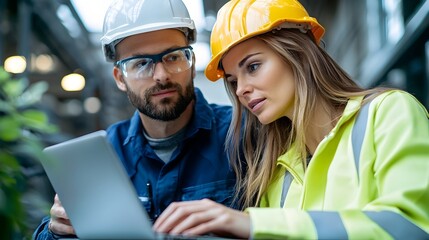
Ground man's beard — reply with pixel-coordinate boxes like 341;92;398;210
125;80;195;121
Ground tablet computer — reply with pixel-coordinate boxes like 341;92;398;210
41;130;155;239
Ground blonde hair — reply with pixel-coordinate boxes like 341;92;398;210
224;29;384;209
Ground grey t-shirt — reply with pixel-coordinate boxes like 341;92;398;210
143;128;186;163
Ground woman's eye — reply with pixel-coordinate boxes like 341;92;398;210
229;80;237;87
225;77;237;87
247;63;260;73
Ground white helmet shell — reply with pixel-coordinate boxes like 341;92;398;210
101;0;196;62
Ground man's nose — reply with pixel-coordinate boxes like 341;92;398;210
152;62;169;83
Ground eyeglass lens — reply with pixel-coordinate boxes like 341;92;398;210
119;47;193;80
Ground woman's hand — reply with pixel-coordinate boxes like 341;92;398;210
153;198;251;239
48;194;76;236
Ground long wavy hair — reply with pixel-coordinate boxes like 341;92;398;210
224;29;384;209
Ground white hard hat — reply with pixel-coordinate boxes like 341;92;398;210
101;0;196;62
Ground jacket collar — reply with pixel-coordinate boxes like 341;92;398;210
277;95;364;167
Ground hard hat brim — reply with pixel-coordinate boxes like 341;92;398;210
205;19;324;82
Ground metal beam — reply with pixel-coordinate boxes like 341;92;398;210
30;0;106;85
0;0;5;63
18;0;31;79
425;41;429;108
359;0;429;87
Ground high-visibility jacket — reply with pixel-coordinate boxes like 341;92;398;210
247;90;429;239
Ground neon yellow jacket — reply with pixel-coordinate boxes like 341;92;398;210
247;90;429;239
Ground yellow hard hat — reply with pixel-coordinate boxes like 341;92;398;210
205;0;325;81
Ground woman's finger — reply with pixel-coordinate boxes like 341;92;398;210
180;206;251;239
169;205;220;234
154;199;216;232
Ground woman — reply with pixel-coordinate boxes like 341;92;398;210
153;0;429;239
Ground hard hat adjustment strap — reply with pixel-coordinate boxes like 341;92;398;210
276;22;311;34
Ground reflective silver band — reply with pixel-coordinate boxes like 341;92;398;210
351;99;371;180
365;211;429;239
308;211;349;239
280;171;293;207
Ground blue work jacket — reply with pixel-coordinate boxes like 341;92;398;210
33;89;236;240
106;89;236;219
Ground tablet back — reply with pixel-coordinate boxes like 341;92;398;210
41;130;155;239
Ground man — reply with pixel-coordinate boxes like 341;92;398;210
33;0;236;239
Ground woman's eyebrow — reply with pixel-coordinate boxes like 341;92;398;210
238;52;261;68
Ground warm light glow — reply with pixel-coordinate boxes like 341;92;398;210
84;97;101;113
61;99;83;116
61;73;85;91
35;54;54;72
4;56;27;74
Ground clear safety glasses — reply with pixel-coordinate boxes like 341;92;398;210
115;46;194;80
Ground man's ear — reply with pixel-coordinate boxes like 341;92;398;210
113;67;127;91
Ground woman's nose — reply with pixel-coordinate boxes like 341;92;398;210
235;78;251;97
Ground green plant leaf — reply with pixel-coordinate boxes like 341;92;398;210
0;172;17;188
0;67;10;84
0;152;20;190
0;66;57;238
16;81;49;108
3;79;27;99
0;151;20;170
0;116;21;141
18;110;57;133
20;109;48;124
0;99;14;113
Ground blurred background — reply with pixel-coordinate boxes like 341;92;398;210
2;0;428;137
0;0;428;237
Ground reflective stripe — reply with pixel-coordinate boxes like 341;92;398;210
280;155;310;207
308;211;348;239
365;211;429;239
351;100;371;180
280;171;292;207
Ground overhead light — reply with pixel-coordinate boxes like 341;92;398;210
60;99;83;116
4;56;27;74
33;54;54;73
84;97;101;114
61;73;85;91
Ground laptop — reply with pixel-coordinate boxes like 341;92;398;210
41;130;227;240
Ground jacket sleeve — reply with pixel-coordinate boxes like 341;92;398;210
247;91;429;239
32;216;77;240
32;216;57;240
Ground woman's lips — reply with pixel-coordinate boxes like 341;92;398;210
248;98;266;111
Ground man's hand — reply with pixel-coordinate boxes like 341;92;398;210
48;194;76;236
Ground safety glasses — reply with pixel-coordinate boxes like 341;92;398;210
115;46;193;80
